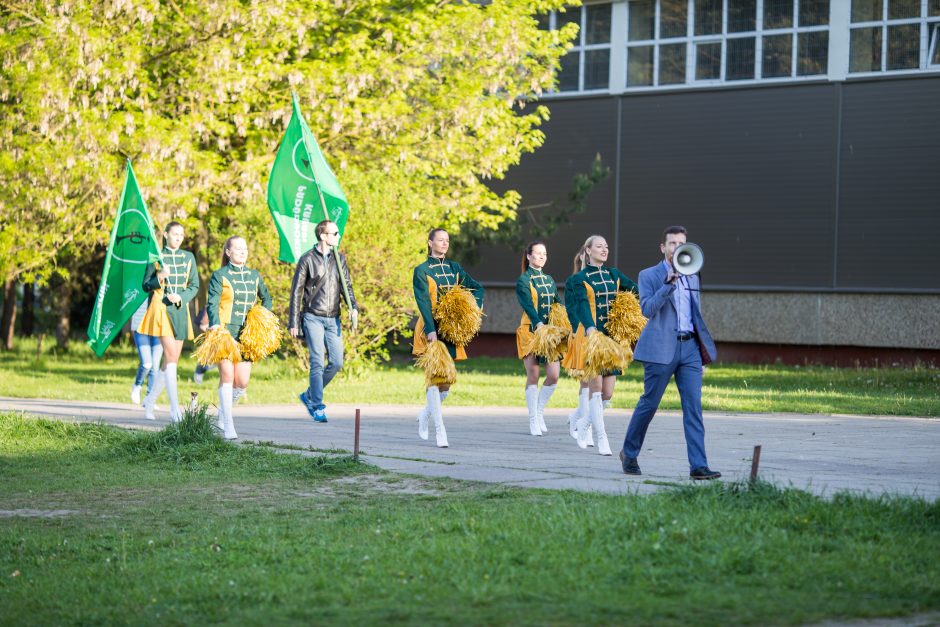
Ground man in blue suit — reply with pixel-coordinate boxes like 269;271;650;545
620;226;721;480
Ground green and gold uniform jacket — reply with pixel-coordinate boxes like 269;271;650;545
141;247;199;340
569;264;639;335
515;267;559;332
207;263;273;341
412;256;484;360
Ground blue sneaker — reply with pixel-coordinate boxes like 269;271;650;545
313;408;328;423
299;392;317;419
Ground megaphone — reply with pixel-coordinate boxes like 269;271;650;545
673;242;704;276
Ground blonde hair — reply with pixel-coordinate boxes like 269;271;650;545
575;235;605;272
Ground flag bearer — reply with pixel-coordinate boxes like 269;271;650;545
140;221;199;423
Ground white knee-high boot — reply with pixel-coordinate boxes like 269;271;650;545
570;387;588;439
143;369;166;420
427;386;448;448
536;384;555;433
219;383;237;440
165;363;180;423
417;390;448;440
525;385;540;436
590;392;612;456
416;403;429;440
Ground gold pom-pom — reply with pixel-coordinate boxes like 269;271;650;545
433;284;483;347
581;331;633;381
194;327;241;366
238;305;283;362
415;340;457;387
565;367;585;379
547;302;572;333
525;324;569;363
606;291;647;348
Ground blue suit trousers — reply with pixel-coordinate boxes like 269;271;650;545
622;338;708;471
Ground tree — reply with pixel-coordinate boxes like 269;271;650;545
0;0;579;363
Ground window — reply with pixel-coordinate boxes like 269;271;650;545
849;0;940;73
545;3;613;92
625;0;829;89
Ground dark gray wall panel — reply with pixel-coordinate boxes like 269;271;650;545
837;77;940;290
471;76;940;293
617;85;837;287
468;96;619;283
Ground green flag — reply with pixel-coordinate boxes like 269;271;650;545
87;161;162;357
267;92;350;263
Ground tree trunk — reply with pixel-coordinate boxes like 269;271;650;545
21;282;34;337
55;283;71;351
1;280;16;350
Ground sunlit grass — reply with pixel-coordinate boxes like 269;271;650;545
0;337;937;416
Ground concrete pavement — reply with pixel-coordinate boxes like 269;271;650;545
1;396;937;500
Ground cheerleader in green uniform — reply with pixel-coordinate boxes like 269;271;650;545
563;256;591;447
515;241;560;437
206;236;273;440
412;228;484;448
139;222;199;423
568;235;639;455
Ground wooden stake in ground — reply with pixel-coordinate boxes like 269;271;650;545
354;408;361;460
750;445;762;482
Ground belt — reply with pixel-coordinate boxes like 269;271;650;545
677;332;696;341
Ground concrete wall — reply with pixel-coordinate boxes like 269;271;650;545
480;286;940;350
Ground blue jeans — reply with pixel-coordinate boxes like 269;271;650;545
302;314;343;410
622;338;708;471
133;332;164;394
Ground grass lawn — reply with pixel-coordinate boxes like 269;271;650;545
0;338;938;416
1;412;938;625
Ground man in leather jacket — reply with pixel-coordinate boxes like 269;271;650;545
289;220;358;423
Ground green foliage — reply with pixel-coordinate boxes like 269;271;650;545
0;0;580;363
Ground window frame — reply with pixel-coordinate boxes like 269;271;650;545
622;0;831;92
546;2;615;95
848;0;940;75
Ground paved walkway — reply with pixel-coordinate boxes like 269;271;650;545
2;396;937;500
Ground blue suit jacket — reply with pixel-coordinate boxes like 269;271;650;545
632;262;717;365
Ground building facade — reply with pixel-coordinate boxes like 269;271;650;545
466;0;940;365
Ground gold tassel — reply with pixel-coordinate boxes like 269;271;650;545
581;331;633;381
547;302;572;333
415;340;457;388
525;324;569;363
238;305;283;362
606;291;647;348
433;284;483;347
194;327;241;366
